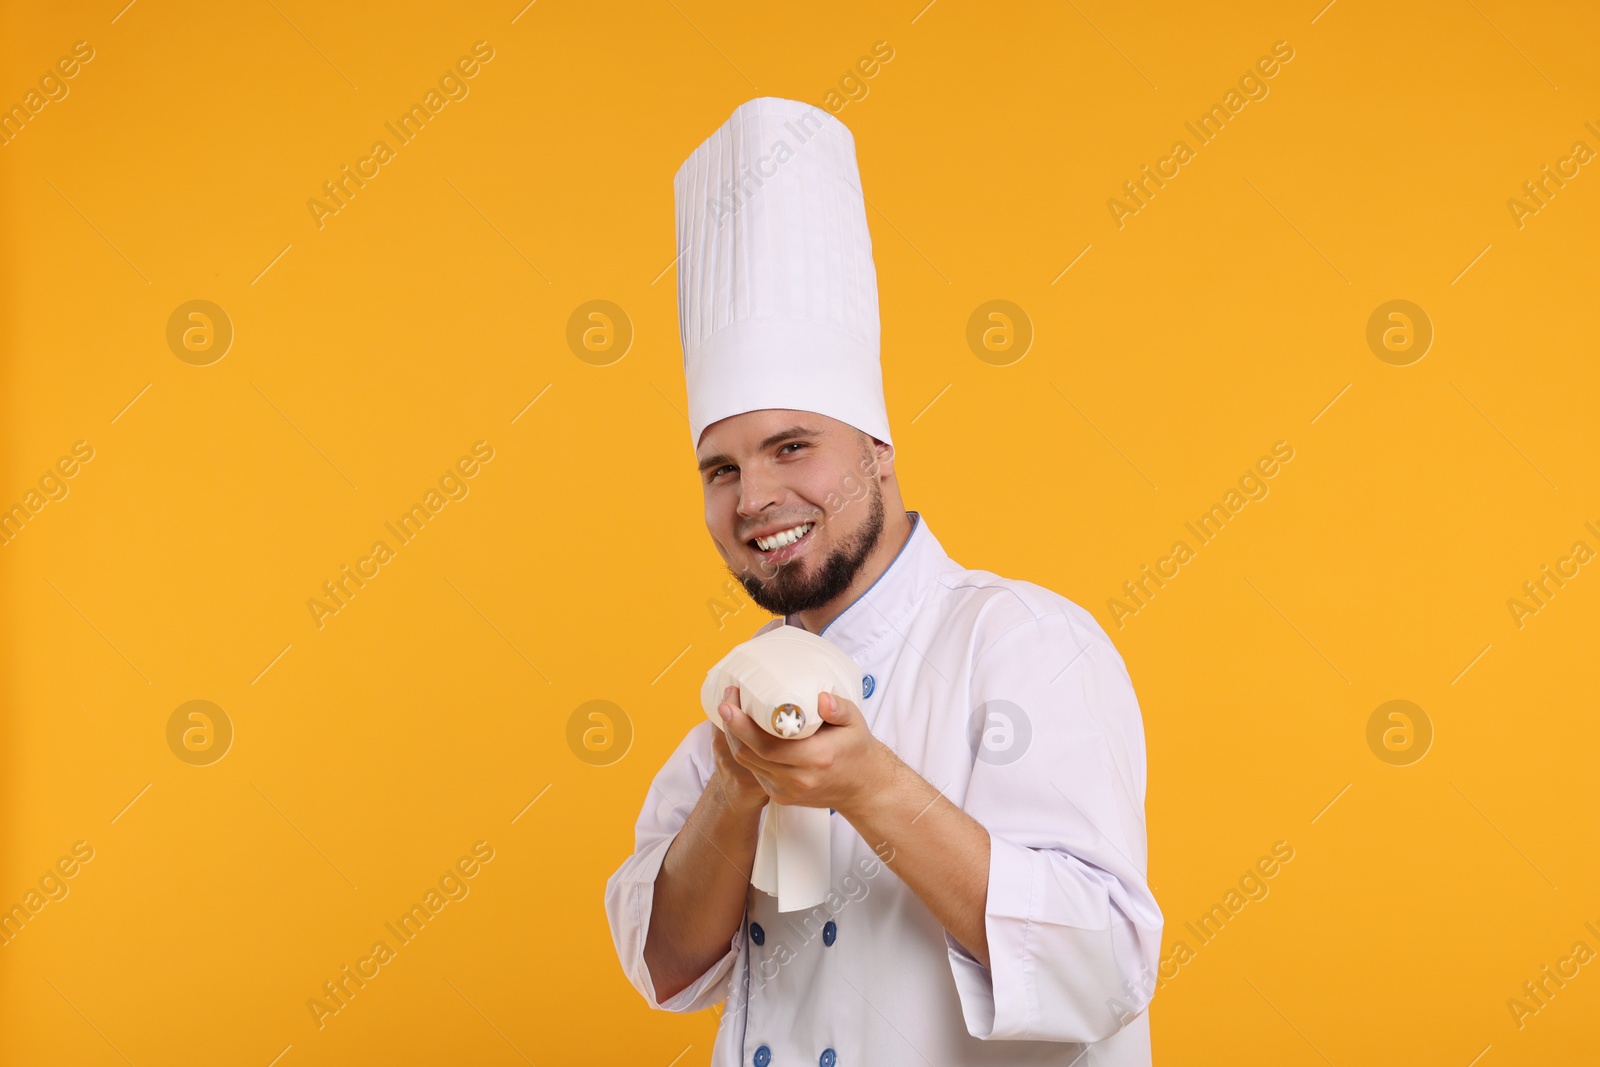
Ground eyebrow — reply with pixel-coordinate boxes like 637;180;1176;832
697;425;824;475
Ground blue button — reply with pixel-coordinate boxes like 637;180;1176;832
862;673;875;698
754;1046;771;1067
820;1050;837;1067
823;920;836;946
750;921;765;946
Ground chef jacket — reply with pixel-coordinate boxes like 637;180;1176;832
605;510;1163;1065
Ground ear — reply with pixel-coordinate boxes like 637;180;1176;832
862;434;894;479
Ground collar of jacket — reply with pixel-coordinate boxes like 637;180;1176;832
784;509;950;662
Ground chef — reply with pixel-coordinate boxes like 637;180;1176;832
604;96;1163;1066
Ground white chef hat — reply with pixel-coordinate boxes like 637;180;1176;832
674;96;893;452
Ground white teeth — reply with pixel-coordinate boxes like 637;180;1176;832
755;522;813;551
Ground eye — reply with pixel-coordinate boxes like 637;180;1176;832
707;442;806;482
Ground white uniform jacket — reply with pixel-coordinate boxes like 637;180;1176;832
605;511;1163;1065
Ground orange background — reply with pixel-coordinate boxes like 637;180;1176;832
2;1;1597;1064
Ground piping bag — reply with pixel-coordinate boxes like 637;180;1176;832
700;625;863;912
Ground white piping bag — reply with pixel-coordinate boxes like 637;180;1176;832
701;625;863;912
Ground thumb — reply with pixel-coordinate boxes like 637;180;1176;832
817;691;857;726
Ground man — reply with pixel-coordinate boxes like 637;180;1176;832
605;96;1163;1065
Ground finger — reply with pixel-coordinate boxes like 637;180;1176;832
723;717;795;775
721;707;761;761
720;699;761;746
728;738;787;778
719;692;746;733
817;691;859;726
725;709;805;766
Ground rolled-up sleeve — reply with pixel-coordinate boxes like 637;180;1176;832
604;719;742;1013
946;606;1164;1043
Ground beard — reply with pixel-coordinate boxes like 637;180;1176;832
734;479;886;619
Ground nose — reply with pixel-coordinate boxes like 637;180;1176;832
735;466;782;523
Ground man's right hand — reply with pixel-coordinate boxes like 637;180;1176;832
710;685;770;814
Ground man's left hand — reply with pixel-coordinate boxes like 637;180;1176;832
719;691;895;815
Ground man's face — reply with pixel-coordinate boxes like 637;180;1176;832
697;409;887;617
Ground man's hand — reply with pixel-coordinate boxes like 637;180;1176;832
709;686;770;815
719;689;891;816
721;685;993;966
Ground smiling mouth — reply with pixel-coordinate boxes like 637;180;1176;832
748;521;816;558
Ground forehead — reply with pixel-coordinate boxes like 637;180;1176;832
696;409;837;454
